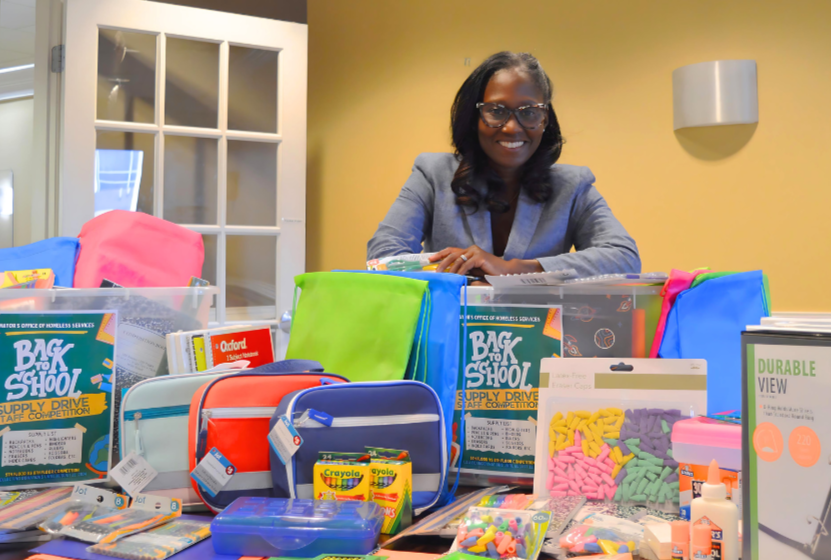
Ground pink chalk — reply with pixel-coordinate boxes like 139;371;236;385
597;449;610;463
583;457;597;466
604;458;616;468
554;476;570;484
574;431;582;445
573;453;585;459
606;485;617;500
553;483;569;491
554;467;567;478
598;463;613;474
567;491;581;496
581;485;598;493
588;467;601;476
548;456;555;470
589;473;603;486
567;480;580;493
546;475;555;491
575;465;588;479
601;473;615;486
550;490;568;497
495;532;504;545
560;456;576;464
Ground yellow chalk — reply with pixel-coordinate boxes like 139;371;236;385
478;532;496;546
568;431;575;446
574;410;591;419
589;442;602;455
587;411;601;425
581;439;589;456
549;442;556;457
468;545;487;553
552;426;569;435
580;425;594;443
606;431;620;439
566;411;575;425
599;408;612;417
614;415;625;428
569;416;581;430
612;464;621;479
613;446;624;463
556;433;566;446
620;453;635;466
550;412;563;425
607;407;624;415
590;423;604;440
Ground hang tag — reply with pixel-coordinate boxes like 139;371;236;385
268;415;303;465
131;493;182;514
110;452;158;497
70;484;128;509
190;448;236;497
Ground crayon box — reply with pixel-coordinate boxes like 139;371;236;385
313;452;370;501
367;447;412;535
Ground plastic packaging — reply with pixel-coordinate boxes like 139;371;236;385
87;520;211;560
558;522;639;556
61;494;182;544
477;494;537;510
39;486;127;534
210;497;384;557
450;507;552;560
367;253;438;272
0;487;74;530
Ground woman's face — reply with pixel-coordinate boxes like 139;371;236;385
477;68;547;177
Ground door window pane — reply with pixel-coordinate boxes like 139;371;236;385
97;29;156;123
228;46;278;133
227;140;277;226
163;135;217;224
165;38;219;128
226;235;276;321
96;131;155;215
201;234;217;286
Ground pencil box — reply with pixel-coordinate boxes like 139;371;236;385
269;381;447;515
188;366;346;512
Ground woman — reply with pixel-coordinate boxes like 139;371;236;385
367;51;641;279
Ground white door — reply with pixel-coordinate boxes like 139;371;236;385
60;0;308;357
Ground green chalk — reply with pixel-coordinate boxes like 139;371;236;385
622;482;631;501
660;466;672;480
603;438;618;447
648;465;663;474
636;478;649;495
639;451;657;461
648;457;664;466
667;449;673;458
614;485;623;502
661;419;670;433
625;438;641;446
669;481;680;490
631;493;647;501
646;472;658;481
648;494;658;502
673;495;680;504
657;486;668;503
628;443;641;453
470;522;487;530
585;527;595;536
498;520;509;531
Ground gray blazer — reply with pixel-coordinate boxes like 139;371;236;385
367;153;641;277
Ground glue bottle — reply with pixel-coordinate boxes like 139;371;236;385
671;520;690;560
690;458;739;560
691;524;712;560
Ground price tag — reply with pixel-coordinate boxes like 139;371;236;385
268;415;303;465
109;452;158;497
190;448;236;497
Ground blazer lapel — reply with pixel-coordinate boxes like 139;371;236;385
503;191;543;260
462;207;494;254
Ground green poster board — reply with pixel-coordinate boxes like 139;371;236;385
452;305;562;478
0;312;116;488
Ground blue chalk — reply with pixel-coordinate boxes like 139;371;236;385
585;543;602;553
461;536;478;547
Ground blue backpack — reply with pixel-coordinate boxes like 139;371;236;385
0;237;80;287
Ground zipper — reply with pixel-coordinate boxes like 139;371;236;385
123;405;190;422
202;406;277;419
297;413;439;428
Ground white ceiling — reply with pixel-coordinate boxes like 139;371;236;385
0;0;36;71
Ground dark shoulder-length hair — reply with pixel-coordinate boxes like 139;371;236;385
450;51;564;213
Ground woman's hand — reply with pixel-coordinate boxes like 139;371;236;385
430;245;544;277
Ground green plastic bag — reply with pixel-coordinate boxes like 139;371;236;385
286;272;430;382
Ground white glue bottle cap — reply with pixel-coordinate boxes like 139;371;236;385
701;458;727;500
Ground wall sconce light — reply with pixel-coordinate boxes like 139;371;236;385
672;60;758;130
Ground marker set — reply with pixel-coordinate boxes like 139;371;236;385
370;474;398;489
320;474;366;491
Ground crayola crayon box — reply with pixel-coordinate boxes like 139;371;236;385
367;446;412;535
313;452;370;501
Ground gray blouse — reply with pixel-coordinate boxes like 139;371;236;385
367;153;641;277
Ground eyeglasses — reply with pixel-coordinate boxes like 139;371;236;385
476;102;548;129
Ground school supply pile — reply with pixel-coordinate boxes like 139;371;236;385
166;324;275;374
449;506;551;560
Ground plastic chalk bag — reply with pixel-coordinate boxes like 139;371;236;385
533;358;707;513
558;514;645;555
450;506;551;560
286;272;430;382
74;210;205;288
87;519;211;560
61;494;182;544
39;485;127;535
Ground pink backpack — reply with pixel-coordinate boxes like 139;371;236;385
648;268;708;358
74;210;204;288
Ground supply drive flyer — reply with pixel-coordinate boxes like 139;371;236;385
0;312;116;488
452;305;562;479
746;342;831;560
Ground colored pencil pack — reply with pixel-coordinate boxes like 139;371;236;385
313;452;371;501
368;447;412;535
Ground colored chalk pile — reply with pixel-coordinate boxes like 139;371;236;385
558;524;636;555
455;509;536;559
546;408;683;507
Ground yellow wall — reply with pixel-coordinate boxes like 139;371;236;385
307;0;831;311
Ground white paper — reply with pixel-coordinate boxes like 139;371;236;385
117;324;167;378
465;417;536;456
2;428;83;467
110;452;158;497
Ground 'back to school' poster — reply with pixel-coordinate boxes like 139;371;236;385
0;312;116;489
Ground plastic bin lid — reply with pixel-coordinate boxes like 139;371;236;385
211;497;383;548
670;416;741;449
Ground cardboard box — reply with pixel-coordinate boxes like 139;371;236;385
368;447;412;535
313;452;370;501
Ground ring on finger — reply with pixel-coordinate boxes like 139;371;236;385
460;254;468;262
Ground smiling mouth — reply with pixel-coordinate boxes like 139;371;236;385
498;141;526;149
